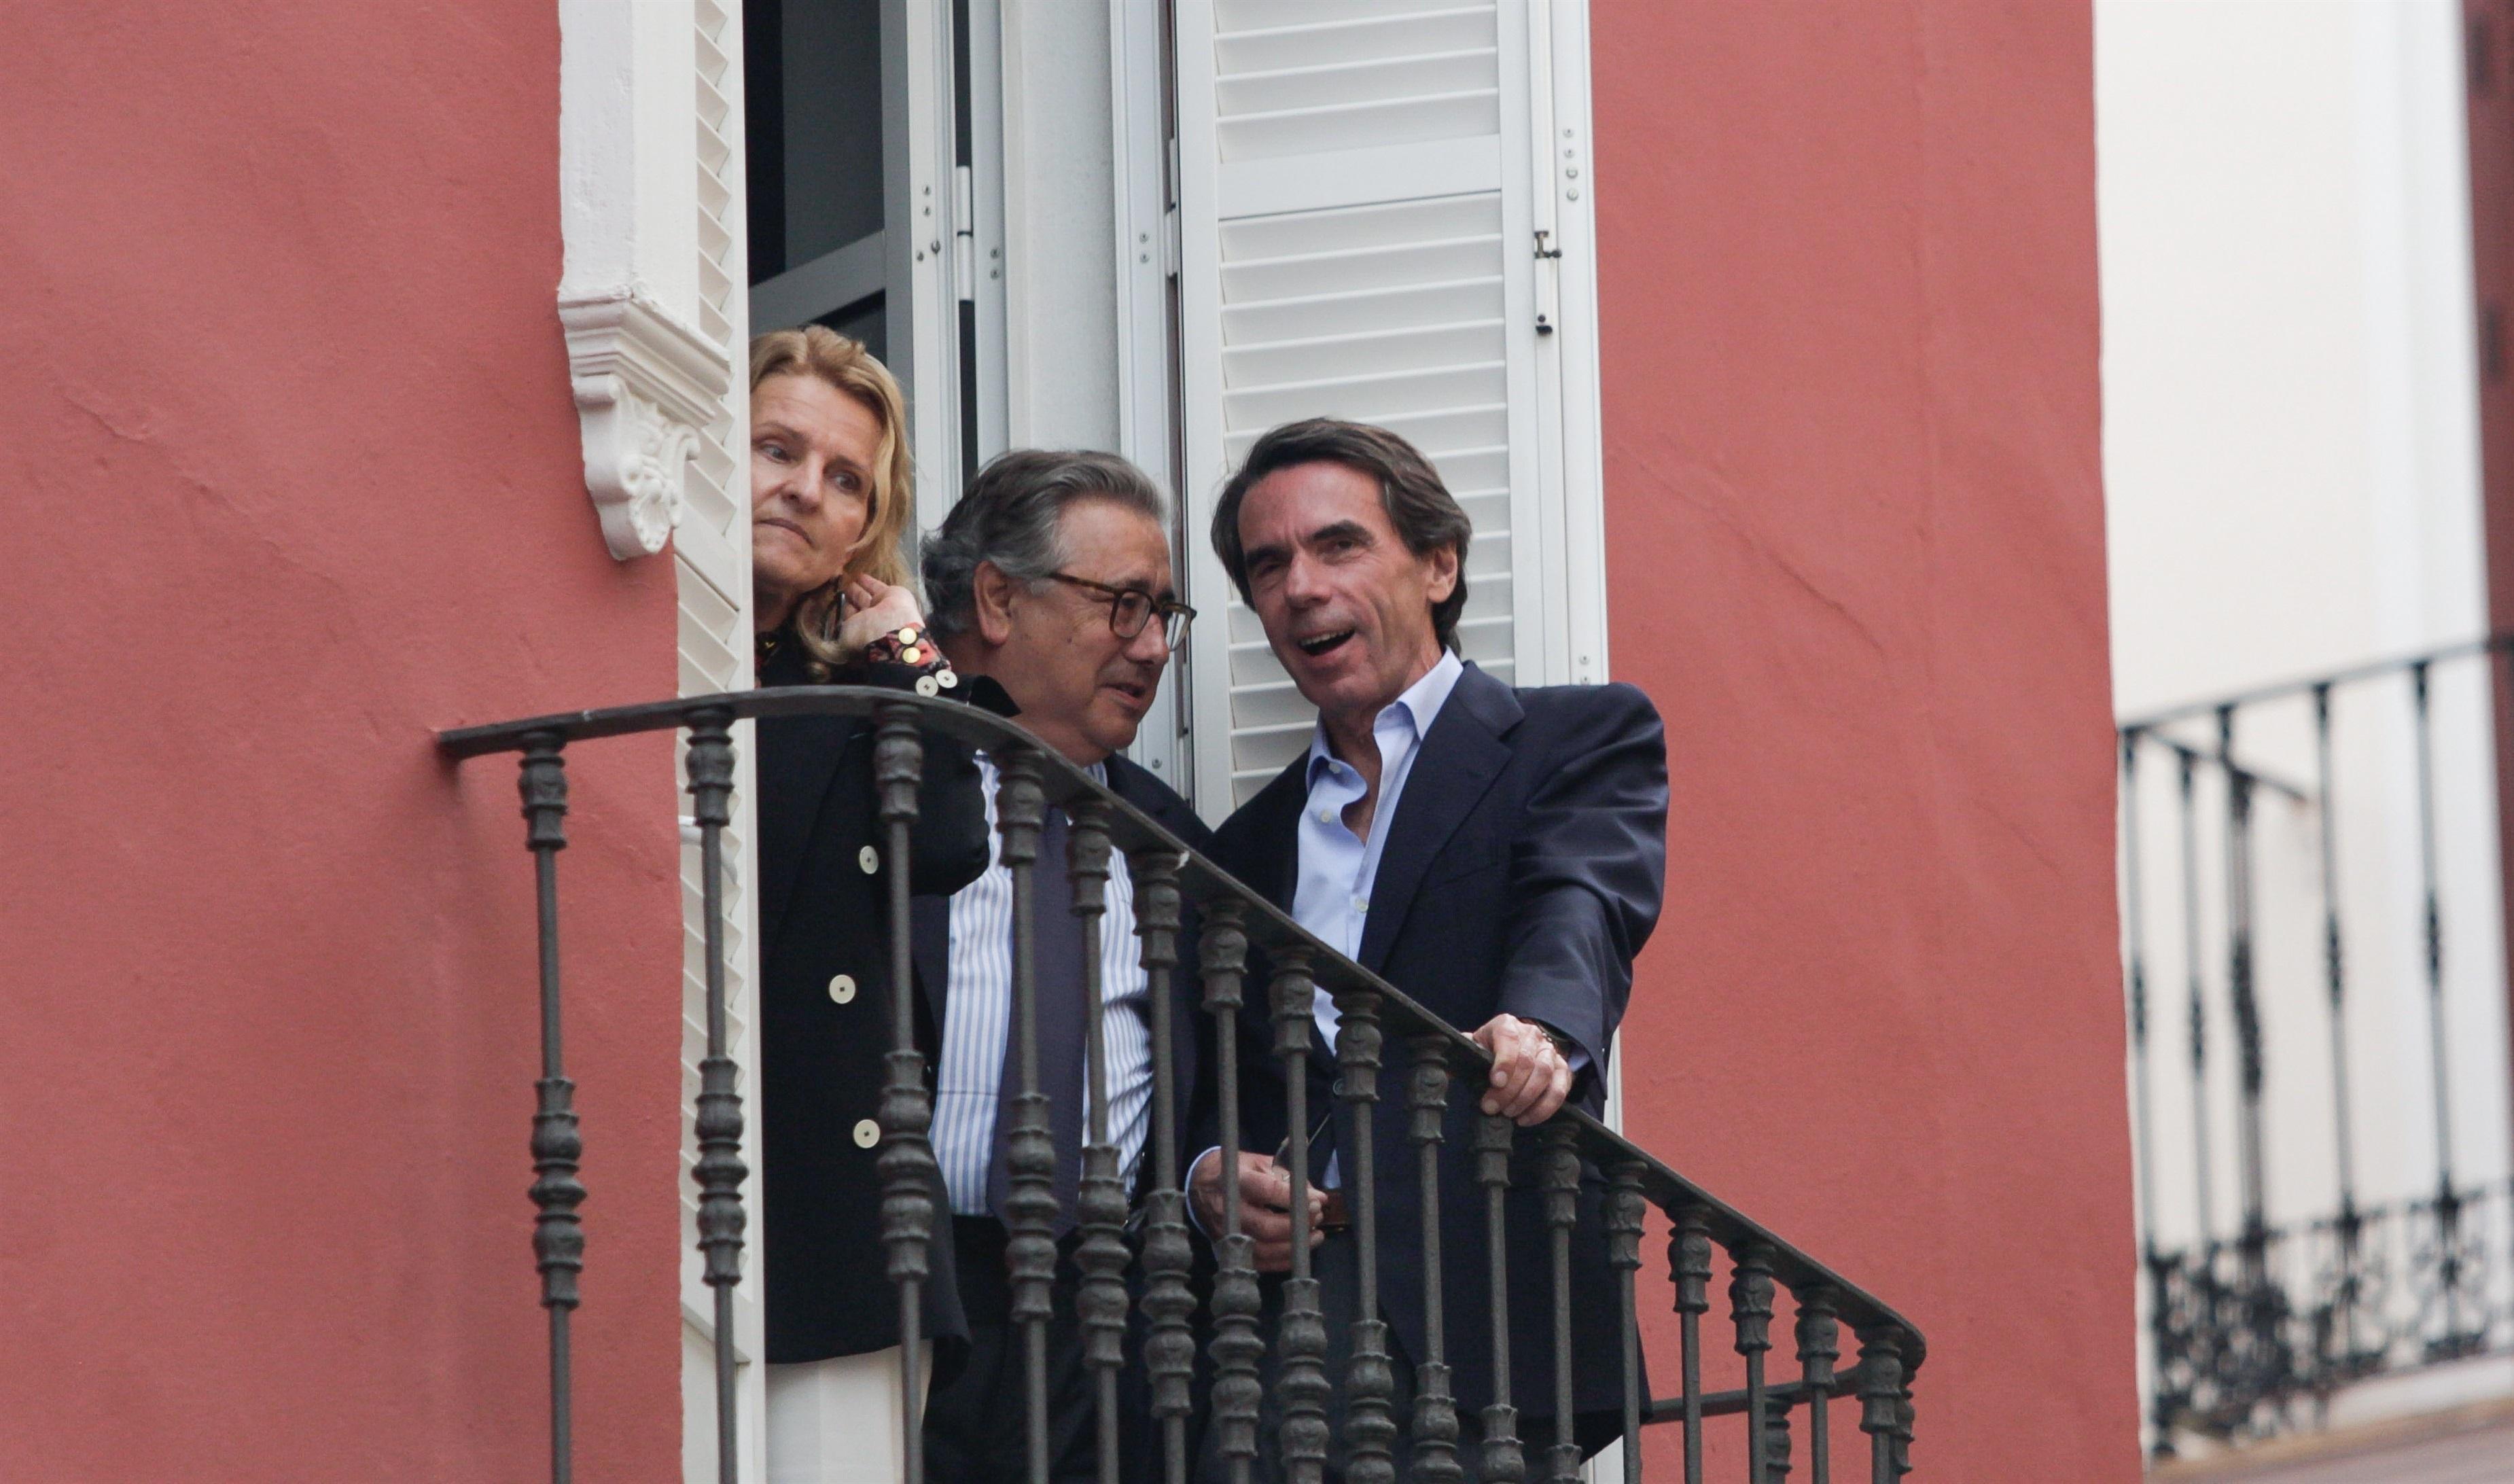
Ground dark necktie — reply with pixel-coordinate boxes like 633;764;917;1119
987;806;1088;1237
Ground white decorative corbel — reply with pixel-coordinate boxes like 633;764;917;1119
557;0;732;561
559;289;727;559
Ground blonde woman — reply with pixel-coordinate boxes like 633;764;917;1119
749;328;990;1483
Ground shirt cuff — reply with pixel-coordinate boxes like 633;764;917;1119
1184;1146;1223;1239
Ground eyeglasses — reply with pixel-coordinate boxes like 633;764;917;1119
1043;571;1197;648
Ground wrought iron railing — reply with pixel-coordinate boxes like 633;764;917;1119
442;687;1928;1483
2119;636;2514;1456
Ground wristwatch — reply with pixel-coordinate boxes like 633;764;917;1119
1531;1020;1578;1060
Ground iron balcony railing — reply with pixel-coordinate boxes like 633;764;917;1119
442;687;1928;1484
2119;636;2514;1456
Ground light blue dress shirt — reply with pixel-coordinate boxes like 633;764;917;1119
1294;648;1465;1048
1292;650;1464;1188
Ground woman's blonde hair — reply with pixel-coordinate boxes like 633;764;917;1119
749;325;916;677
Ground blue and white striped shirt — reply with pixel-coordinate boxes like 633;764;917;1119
932;753;1154;1217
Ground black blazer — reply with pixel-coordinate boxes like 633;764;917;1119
756;643;995;1366
907;752;1216;1210
1207;662;1667;1421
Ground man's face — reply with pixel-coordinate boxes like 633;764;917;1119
750;374;878;612
1235;460;1456;730
989;498;1175;765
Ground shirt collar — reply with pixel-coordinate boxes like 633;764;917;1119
977;749;1109;787
1304;648;1467;781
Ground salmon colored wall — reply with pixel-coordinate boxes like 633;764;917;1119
1594;4;2137;1479
0;5;688;1479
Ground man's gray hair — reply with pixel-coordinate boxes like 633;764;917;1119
922;448;1170;639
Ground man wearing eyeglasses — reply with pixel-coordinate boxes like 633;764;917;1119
916;448;1207;1484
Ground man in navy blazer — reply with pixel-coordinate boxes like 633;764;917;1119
1188;419;1667;1480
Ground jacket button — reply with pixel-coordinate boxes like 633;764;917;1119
858;845;880;874
852;1119;880;1148
828;974;856;1004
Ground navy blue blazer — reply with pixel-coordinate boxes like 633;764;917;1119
756;649;995;1366
909;750;1217;1208
1207;661;1667;1423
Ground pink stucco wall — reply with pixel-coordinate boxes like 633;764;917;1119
1;5;689;1477
1595;3;2140;1478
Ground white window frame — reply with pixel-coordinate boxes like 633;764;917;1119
556;1;766;1478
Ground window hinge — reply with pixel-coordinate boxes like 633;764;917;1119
1163;206;1182;279
953;164;976;304
1534;230;1562;334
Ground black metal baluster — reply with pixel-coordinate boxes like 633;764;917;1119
993;748;1059;1484
1478;1114;1528;1484
1543;1122;1581;1484
1200;902;1262;1484
1856;1332;1903;1483
1894;1361;1915;1480
1131;847;1194;1484
2410;662;2481;1358
2123;732;2159;1243
1409;1038;1464;1484
1764;1390;1794;1482
875;706;938;1484
686;711;747;1484
1671;1205;1711;1484
2218;708;2278;1416
1332;985;1396;1484
519;735;581;1484
2220;709;2269;1260
1068;800;1130;1484
2312;684;2367;1377
2123;731;2187;1452
1734;1243;1775;1483
1794;1288;1837;1484
2179;748;2217;1249
1605;1163;1648;1484
1271;950;1332;1484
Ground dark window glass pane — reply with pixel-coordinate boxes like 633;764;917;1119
743;0;785;283
746;0;884;284
780;0;885;269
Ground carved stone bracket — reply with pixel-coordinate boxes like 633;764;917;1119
558;289;729;560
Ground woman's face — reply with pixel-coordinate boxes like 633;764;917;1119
751;372;881;624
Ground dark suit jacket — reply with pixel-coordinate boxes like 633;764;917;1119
757;643;995;1365
1207;662;1667;1421
908;751;1216;1211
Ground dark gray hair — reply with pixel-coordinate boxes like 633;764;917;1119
1209;418;1472;652
923;449;1170;639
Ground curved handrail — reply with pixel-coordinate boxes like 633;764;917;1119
442;682;1928;1373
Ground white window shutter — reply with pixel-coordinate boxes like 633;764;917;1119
677;1;766;1478
1173;0;1558;813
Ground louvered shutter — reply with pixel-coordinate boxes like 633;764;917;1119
677;2;768;1476
1173;0;1554;811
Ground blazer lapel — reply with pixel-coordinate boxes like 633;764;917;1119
910;894;953;1028
1235;760;1307;912
756;711;857;944
1105;756;1204;1171
1356;664;1521;972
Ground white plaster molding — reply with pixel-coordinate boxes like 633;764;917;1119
558;0;725;561
559;288;726;559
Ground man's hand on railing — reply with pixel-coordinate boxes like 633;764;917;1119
1187;1150;1326;1273
1470;1013;1574;1126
